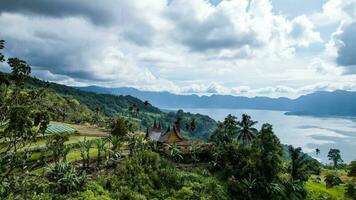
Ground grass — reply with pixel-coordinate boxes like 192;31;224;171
67;148;99;162
305;180;350;200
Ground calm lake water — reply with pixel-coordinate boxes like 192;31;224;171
177;108;356;163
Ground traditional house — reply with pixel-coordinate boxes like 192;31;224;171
145;121;162;141
145;121;189;147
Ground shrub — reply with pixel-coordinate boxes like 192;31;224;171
324;174;343;188
348;161;356;177
345;181;356;199
306;190;336;200
46;161;86;193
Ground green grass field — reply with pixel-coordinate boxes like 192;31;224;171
306;180;350;200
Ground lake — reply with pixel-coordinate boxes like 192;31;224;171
178;108;356;163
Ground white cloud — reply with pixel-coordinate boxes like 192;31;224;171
311;0;356;27
0;0;353;98
289;15;322;47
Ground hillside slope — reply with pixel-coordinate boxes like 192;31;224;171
19;75;217;140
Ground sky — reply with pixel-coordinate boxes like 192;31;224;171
0;0;355;98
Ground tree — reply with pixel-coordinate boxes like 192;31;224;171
190;118;196;131
288;146;315;181
33;110;50;136
7;57;31;88
144;100;149;107
328;149;343;168
4;106;34;152
209;114;239;144
237;114;258;145
315;148;320;156
46;133;70;163
111;117;129;139
254;124;283;183
0;40;5;62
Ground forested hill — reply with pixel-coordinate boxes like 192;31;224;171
14;74;217;140
79;86;356;117
24;76;161;116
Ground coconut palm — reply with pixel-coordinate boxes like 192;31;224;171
237;114;258;145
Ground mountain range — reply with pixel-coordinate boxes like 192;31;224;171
78;86;356;117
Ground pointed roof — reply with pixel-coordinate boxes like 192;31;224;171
146;120;163;141
158;125;185;143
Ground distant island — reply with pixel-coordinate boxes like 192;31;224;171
78;86;356;117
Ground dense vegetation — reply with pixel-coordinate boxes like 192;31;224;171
0;40;355;199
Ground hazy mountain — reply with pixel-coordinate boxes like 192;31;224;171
78;86;356;117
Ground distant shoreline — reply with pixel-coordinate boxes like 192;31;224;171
163;107;356;121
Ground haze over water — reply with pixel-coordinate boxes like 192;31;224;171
179;108;356;164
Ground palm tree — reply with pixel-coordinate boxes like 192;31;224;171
237;114;258;145
288;146;313;181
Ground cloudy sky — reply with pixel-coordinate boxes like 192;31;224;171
0;0;355;98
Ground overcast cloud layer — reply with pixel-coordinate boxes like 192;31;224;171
0;0;355;98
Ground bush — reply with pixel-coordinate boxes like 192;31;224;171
345;181;356;199
46;160;87;193
324;174;343;188
348;161;356;177
75;182;112;200
306;190;336;200
105;150;229;199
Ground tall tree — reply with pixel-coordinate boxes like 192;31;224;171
328;149;343;168
288;146;319;181
237;114;258;145
209;114;239;144
254;123;283;183
7;57;31;87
